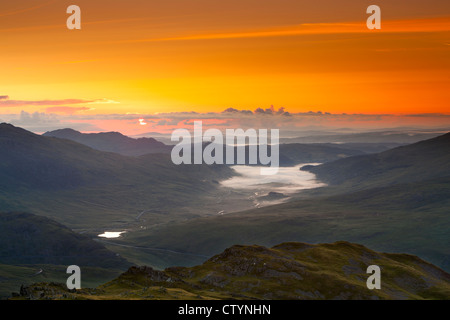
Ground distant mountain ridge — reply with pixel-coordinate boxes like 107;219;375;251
43;126;367;166
43;128;171;156
302;132;450;188
0;123;234;228
280;131;445;144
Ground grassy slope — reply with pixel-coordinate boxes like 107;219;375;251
0;212;130;268
0;264;121;299
12;242;450;300
0;212;132;299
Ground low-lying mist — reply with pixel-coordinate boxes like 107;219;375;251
221;164;326;195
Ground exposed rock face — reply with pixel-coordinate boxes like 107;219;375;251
125;266;170;282
257;192;288;201
12;241;450;300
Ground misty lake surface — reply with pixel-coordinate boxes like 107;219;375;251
221;164;326;195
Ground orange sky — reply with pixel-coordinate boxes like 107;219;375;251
1;1;449;133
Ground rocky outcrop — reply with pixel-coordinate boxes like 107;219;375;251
10;241;450;300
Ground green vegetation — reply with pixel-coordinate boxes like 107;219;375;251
0;212;131;298
12;242;450;300
0;263;121;299
2;125;449;300
0;212;130;268
113;177;450;272
111;131;449;272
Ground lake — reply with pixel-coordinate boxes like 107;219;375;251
98;231;126;239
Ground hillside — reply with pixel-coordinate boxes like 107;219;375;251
302;132;450;189
0;212;130;268
227;142;364;166
0;123;234;229
43;129;171;156
280;131;444;144
278;143;363;166
13;242;450;300
0;212;132;299
109;176;450;272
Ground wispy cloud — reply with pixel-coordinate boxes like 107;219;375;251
45;107;92;115
2;108;449;135
106;16;450;45
4;111;101;133
0;96;118;107
0;98;95;107
0;0;58;18
57;60;100;65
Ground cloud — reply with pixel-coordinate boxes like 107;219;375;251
0;96;118;107
4;111;101;133
2;108;449;136
108;17;450;45
87;98;120;105
254;105;291;116
222;108;253;115
156;119;181;126
45;107;92;114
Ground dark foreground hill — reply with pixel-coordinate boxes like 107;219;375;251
0;212;132;299
302;132;450;189
13;242;450;300
0;212;130;268
43;128;171;156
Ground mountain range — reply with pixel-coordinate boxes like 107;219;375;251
280;130;445;144
43;128;367;165
0;123;233;228
1;123;449;300
43;128;172;156
109;131;450;272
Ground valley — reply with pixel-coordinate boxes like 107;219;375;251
0;124;449;300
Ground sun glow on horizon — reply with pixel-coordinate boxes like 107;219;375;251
1;1;449;134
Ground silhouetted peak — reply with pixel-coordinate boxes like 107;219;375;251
43;128;82;138
0;123;37;138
